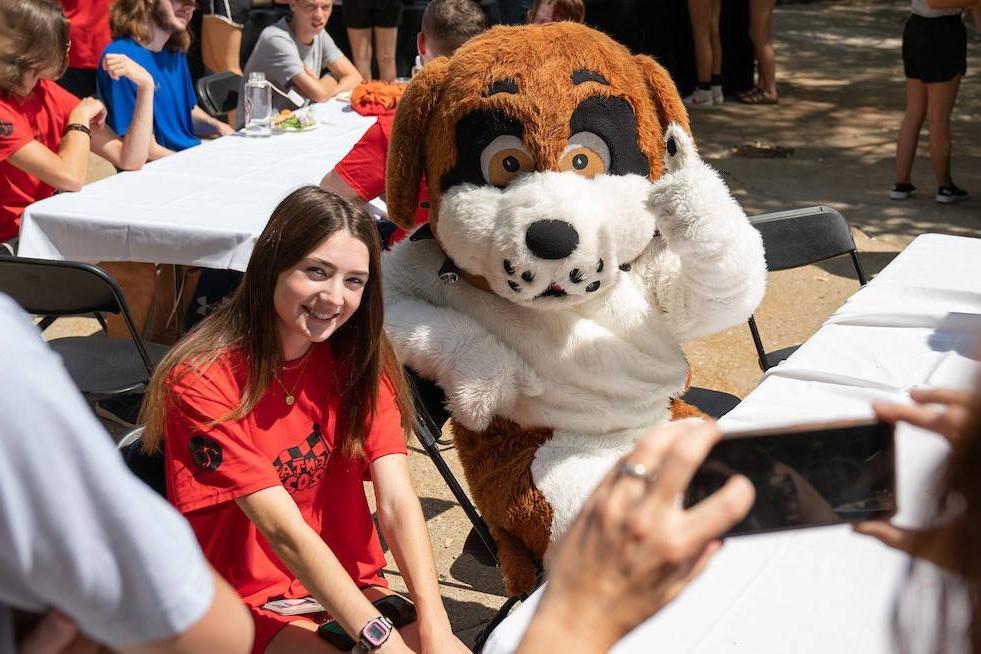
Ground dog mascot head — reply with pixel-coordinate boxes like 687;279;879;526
386;22;689;308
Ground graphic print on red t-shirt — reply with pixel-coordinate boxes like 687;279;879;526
273;424;331;493
163;343;408;608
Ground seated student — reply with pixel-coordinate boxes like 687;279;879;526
139;187;469;654
0;0;154;245
241;0;362;117
97;0;233;160
319;0;486;245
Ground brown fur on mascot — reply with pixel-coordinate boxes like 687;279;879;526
381;23;767;594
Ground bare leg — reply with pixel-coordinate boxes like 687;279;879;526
895;78;927;185
264;588;422;654
347;27;373;80
373;26;398;82
709;0;723;78
201;16;243;75
925;75;962;187
687;0;714;84
749;0;777;99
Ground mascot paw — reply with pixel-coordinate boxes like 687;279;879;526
442;344;541;430
649;123;734;245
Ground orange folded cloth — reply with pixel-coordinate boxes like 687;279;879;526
350;80;407;116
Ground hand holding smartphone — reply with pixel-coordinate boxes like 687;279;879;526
684;419;896;537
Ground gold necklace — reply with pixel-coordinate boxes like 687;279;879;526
275;347;313;407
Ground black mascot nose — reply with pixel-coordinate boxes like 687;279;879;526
525;220;579;260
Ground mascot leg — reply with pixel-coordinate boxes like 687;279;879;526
452;417;554;595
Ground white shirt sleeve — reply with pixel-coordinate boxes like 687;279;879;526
0;295;213;648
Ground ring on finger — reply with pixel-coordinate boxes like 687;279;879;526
617;461;659;485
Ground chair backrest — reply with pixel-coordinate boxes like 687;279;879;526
196;71;243;116
0;256;154;370
750;205;864;279
0;256;124;316
746;206;867;371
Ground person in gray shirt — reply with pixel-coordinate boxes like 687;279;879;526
0;293;252;654
242;0;362;115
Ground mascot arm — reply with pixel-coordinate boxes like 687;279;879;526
644;124;767;342
385;294;543;431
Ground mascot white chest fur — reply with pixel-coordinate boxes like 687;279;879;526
381;23;767;594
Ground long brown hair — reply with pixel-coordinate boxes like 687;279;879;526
0;0;69;94
141;186;414;458
109;0;192;53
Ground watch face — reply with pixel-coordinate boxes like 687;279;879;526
362;617;392;647
366;622;387;642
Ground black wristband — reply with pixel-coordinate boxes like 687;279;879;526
64;123;91;138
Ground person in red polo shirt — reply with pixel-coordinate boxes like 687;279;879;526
0;0;154;246
320;0;486;246
56;0;112;98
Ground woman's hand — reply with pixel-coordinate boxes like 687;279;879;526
418;623;471;654
853;387;975;570
375;630;415;654
69;97;107;129
872;387;973;445
102;54;154;91
519;421;755;653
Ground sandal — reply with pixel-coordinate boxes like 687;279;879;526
737;87;779;105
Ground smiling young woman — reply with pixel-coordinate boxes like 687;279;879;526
139;186;470;654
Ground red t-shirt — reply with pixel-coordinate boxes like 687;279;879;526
333;112;429;245
0;81;80;243
164;342;407;609
60;0;112;70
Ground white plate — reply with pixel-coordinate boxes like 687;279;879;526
334;90;352;103
272;122;319;133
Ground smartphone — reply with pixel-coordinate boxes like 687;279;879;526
317;594;417;651
683;418;896;537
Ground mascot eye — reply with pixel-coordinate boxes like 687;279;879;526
559;131;611;179
480;134;535;188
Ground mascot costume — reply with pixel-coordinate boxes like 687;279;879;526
381;23;768;594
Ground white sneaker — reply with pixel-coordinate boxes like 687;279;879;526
683;88;713;108
711;85;724;104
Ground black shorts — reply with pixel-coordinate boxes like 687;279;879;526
903;13;967;83
343;0;404;29
200;0;251;28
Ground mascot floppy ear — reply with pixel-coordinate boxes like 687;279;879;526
633;54;690;137
385;57;450;229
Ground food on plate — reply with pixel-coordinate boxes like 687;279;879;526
272;108;316;131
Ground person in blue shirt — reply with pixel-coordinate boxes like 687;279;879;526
98;0;233;159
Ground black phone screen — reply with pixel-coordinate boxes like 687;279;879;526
683;419;896;536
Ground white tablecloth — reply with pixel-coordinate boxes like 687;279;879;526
18;100;376;271
484;233;981;654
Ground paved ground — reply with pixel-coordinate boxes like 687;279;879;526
57;0;981;647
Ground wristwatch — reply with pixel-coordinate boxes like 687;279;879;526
354;615;394;652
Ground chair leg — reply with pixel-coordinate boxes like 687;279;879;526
747;315;770;371
472;594;526;653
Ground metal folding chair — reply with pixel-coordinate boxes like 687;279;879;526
748;205;868;371
0;257;169;400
